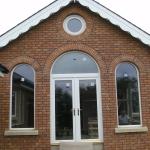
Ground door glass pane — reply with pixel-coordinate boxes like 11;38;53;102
12;92;16;116
79;80;98;139
55;80;73;140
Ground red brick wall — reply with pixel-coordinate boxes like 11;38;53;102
0;2;150;149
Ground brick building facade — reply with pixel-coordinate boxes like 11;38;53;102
0;0;150;149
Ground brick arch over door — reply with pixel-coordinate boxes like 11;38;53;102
108;54;146;73
6;56;42;72
43;43;106;75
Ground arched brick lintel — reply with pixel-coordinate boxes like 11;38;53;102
43;43;106;75
6;56;42;72
108;54;146;73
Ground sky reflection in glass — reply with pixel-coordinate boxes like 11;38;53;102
52;52;98;74
14;65;34;82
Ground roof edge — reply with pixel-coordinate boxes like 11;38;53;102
0;0;72;48
0;0;150;48
78;0;150;46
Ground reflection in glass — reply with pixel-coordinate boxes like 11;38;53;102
52;52;98;74
12;92;16;116
116;63;141;125
79;80;98;139
55;80;73;140
11;64;34;128
67;19;82;33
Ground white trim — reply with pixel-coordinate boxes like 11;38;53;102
10;64;35;130
51;73;100;78
0;0;150;48
115;62;142;127
63;15;86;35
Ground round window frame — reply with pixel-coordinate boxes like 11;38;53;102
63;15;86;36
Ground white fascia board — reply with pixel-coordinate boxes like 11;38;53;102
0;0;150;48
0;71;4;77
0;0;71;48
78;0;150;46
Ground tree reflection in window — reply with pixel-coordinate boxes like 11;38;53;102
55;80;73;140
11;64;34;129
116;63;141;125
79;80;98;139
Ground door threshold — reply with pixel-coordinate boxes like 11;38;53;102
51;142;103;150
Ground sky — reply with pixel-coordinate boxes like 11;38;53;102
0;0;150;36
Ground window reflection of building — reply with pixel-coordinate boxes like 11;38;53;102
55;81;73;140
116;63;141;125
11;65;34;129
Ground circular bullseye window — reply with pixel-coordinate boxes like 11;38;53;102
63;15;86;35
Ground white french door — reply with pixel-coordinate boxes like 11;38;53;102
51;75;103;143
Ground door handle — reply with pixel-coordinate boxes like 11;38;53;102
78;108;82;116
71;108;75;116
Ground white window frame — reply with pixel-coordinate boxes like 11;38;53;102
50;52;103;144
115;62;142;127
63;15;86;35
10;64;35;130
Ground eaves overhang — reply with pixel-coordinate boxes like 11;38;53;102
0;64;9;74
0;0;150;48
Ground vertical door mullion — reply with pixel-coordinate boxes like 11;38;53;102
96;77;103;141
51;79;55;143
75;78;81;141
96;78;100;139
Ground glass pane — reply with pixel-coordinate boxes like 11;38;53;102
12;65;34;128
116;63;140;125
67;19;82;32
55;80;73;140
52;52;98;74
12;92;16;116
79;80;98;139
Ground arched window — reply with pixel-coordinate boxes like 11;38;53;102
52;52;98;74
51;51;103;143
116;62;141;126
11;64;34;129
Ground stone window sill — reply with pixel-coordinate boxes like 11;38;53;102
4;130;38;136
51;141;103;146
115;126;148;133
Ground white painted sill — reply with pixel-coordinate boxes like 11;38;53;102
115;126;148;133
4;130;38;136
